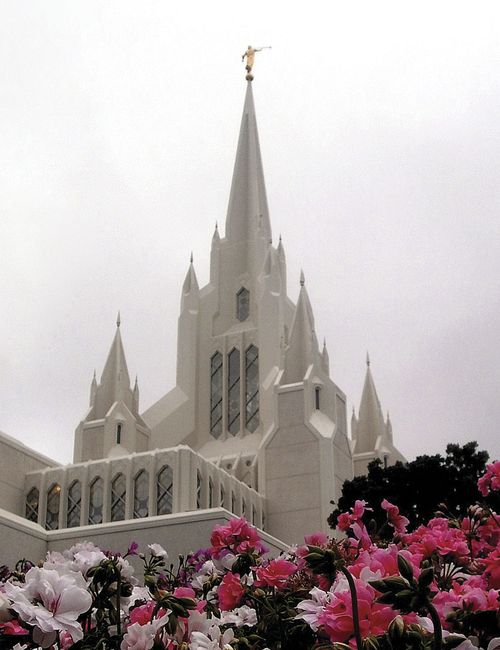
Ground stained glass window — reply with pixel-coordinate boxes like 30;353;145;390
245;345;259;432
236;287;250;321
25;487;39;523
111;473;126;522
89;477;103;525
157;465;173;516
210;352;223;438
67;480;81;528
46;483;60;530
133;470;149;519
228;348;240;435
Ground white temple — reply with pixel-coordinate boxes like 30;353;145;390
0;81;405;566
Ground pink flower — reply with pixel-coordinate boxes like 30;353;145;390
210;518;266;558
129;600;167;626
254;558;297;590
173;587;196;599
217;572;244;611
478;461;500;496
381;499;409;535
405;518;469;564
304;532;329;546
318;578;397;642
483;548;500;589
0;620;28;635
337;512;352;532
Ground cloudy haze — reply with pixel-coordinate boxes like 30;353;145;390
1;1;499;464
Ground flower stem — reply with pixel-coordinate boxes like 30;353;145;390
427;602;443;650
340;567;363;650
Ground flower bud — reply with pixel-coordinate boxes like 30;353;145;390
388;615;405;640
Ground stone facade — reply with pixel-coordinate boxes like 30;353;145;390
0;81;405;556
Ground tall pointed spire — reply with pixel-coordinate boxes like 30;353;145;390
99;317;131;404
355;357;386;453
284;274;319;383
225;82;271;245
181;255;200;311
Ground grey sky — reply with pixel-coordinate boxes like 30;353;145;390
1;1;499;464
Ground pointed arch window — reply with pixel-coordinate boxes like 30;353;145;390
245;345;259;432
46;483;61;530
116;423;122;444
67;480;81;528
220;484;225;508
25;487;39;523
236;287;250;322
89;477;103;525
231;491;236;514
228;347;240;435
208;478;214;508
252;505;257;526
133;470;149;519
242;499;247;519
210;352;223;438
157;465;173;516
111;473;126;521
315;387;321;410
196;470;202;508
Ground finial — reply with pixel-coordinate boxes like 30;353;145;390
190;251;193;264
215;221;218;231
300;269;305;286
241;45;271;81
366;351;370;367
93;369;96;381
279;233;282;243
116;311;121;328
134;375;139;388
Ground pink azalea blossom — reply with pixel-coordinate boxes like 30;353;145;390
217;572;244;610
318;578;398;642
483;548;500;588
381;499;409;534
129;600;167;626
0;620;28;635
210;518;266;558
254;558;297;590
478;460;500;496
304;532;329;546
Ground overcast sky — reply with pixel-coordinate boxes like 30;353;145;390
1;1;499;465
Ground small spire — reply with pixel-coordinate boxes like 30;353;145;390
300;269;305;286
93;369;97;381
134;374;139;389
116;311;121;328
279;233;282;243
190;251;193;264
366;351;370;367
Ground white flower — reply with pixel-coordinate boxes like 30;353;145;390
148;543;168;559
12;644;29;650
220;605;257;627
296;586;330;631
120;613;170;650
4;566;92;642
190;624;234;650
191;560;220;590
0;591;14;623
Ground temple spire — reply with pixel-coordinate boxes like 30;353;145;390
284;275;319;383
225;82;271;246
355;357;386;453
100;317;131;404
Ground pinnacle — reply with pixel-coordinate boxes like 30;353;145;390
116;311;121;328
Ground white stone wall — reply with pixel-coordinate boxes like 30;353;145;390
0;432;59;516
24;445;264;531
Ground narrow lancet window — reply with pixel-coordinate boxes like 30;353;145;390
46;483;60;530
116;423;122;444
67;480;81;528
157;465;173;516
228;348;240;435
210;352;223;438
208;478;214;508
196;470;202;508
220;484;225;508
315;387;321;410
245;345;259;432
133;470;149;519
236;287;250;321
25;487;39;523
111;473;126;521
89;477;103;525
